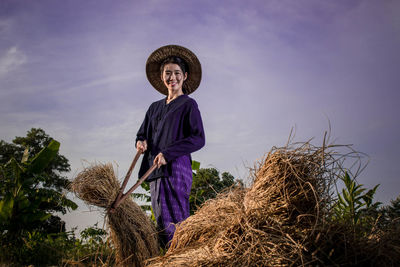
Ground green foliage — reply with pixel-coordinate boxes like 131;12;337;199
63;224;115;266
132;192;152;212
191;160;201;171
0;140;77;236
75;223;113;260
374;195;400;230
0;130;79;265
0;224;115;266
137;174;151;211
190;168;241;214
29;137;60;173
0;230;70;266
0;128;71;191
333;172;381;231
383;195;400;221
0;129;77;235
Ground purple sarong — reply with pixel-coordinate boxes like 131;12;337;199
150;155;192;246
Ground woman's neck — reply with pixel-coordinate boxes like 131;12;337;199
166;90;184;104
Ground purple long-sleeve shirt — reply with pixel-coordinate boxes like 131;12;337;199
136;94;205;180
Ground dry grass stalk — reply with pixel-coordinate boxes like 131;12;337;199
71;163;159;267
146;143;400;266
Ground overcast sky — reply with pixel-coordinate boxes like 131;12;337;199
1;0;399;231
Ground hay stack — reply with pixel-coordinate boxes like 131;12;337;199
146;144;400;266
71;163;159;267
146;145;327;266
244;149;324;227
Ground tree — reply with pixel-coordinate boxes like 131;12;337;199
384;196;400;221
0;138;79;265
0;128;77;234
189;168;242;214
0;128;70;191
375;195;400;230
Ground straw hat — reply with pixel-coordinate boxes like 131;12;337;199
146;45;202;95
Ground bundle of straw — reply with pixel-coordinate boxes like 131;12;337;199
71;163;159;267
146;143;400;266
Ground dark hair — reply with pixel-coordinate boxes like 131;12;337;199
160;56;188;75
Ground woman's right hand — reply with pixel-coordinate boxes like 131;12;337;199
136;140;147;153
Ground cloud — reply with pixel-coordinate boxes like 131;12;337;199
0;46;26;77
0;18;12;35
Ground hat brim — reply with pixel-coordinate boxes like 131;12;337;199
146;45;202;95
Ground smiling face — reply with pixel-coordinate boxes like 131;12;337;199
161;63;187;95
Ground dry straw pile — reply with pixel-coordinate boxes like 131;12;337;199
146;142;400;266
70;163;159;267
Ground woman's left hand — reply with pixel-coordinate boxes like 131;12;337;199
154;152;167;168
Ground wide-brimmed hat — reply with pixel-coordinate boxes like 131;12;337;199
146;45;202;95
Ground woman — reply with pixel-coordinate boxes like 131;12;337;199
136;45;205;246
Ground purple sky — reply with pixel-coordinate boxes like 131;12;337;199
1;0;399;231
